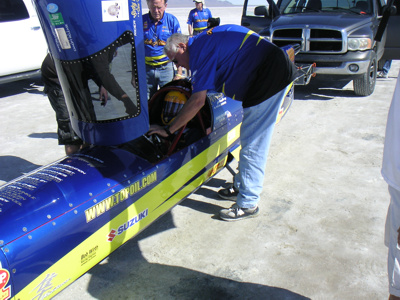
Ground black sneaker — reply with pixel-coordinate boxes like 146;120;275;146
219;204;259;221
218;185;239;201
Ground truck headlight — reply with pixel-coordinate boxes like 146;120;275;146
348;38;372;51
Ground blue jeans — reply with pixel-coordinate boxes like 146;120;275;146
383;60;392;75
146;62;174;100
234;86;290;208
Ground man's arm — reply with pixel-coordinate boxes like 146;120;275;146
188;24;193;36
148;90;207;137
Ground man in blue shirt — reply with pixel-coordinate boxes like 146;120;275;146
143;0;183;100
187;0;213;36
148;25;297;221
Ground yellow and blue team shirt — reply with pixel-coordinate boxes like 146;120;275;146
143;12;181;67
187;8;212;32
189;25;296;108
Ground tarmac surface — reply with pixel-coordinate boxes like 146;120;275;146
1;61;399;299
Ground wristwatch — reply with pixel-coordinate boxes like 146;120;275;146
164;125;173;138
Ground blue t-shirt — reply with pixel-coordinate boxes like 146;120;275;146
187;8;212;32
189;25;296;107
143;12;181;66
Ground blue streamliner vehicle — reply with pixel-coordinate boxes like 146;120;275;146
0;1;313;299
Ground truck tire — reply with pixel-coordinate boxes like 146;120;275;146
353;54;377;96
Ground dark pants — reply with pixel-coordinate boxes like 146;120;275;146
43;78;82;145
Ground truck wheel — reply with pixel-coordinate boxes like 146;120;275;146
353;55;377;96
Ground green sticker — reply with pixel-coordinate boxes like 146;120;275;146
50;13;64;26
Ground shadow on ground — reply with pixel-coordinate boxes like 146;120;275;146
295;79;356;101
0;156;41;182
28;132;58;139
0;76;44;98
85;211;310;300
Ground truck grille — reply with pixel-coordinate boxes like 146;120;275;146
272;28;344;53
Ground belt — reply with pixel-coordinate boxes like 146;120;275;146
146;62;169;69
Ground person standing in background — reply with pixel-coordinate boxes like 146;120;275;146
41;54;84;155
143;0;183;100
378;60;392;78
382;70;400;300
187;0;213;36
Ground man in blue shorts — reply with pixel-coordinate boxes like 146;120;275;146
187;0;213;36
143;0;183;100
147;24;297;221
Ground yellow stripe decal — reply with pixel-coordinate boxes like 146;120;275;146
14;124;241;300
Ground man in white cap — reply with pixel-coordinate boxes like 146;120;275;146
187;0;213;36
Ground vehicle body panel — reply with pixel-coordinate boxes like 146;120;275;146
382;0;400;59
33;0;148;146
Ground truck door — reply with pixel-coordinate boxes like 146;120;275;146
241;0;274;32
383;0;400;59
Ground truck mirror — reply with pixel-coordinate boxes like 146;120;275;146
254;6;269;17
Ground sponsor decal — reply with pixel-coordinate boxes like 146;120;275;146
130;0;141;18
85;171;157;223
46;3;58;13
107;208;149;242
54;28;71;50
207;157;227;178
49;13;64;26
108;229;117;242
0;268;11;300
80;245;99;266
31;273;56;300
101;0;130;22
30;273;70;300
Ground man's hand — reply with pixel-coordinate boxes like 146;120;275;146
173;74;183;80
147;124;168;138
99;86;108;106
